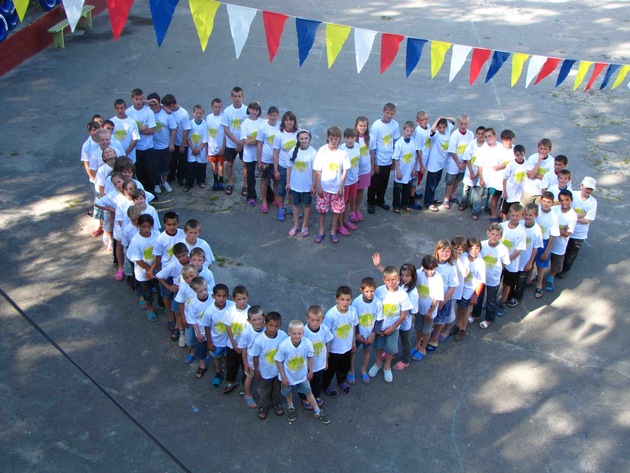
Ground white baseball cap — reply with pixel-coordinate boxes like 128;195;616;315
581;176;597;190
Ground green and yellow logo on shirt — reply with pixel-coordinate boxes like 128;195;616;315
265;348;278;365
402;152;413;164
417;284;429;299
441;141;449;151
382;134;392;146
208;127;218;138
515;171;526;183
215;322;227;333
328;162;339;173
313;341;324;356
294;161;307;173
231;118;243;130
287;356;305;372
351;156;360;168
458;143;467;154
335;323;351;339
232;322;244;338
360;144;368;157
191;133;201;144
383;303;398;318
143;246;154;261
283;139;297;151
115;129;128;140
501;239;513;250
483;255;497;267
359;313;374;328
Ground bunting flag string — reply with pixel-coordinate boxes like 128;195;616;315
64;0;86;33
94;0;630;92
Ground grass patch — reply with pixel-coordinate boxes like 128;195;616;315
10;151;19;156
215;256;244;268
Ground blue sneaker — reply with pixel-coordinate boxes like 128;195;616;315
496;301;506;317
278;208;285;222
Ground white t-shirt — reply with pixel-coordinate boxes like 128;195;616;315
312;145;350;194
172;107;191;147
462;255;486;300
453;256;469;301
81;137;102;174
323;305;359;354
536;207;561;240
446;128;474;174
274;337;314;385
370;118;401;166
121;221;139;247
273;130;298;168
400;287;419;331
187;119;209;164
121;204;160;235
221;104;247;149
152;108;176;150
95;163;113;192
257;121;280;164
462;139;483;187
183;238;215;266
541;170;558;189
351;295;384;340
413;125;431;166
205;113;225;156
500;222;528;272
303;324;334;372
126;230;160;281
153;229;186;267
224;304;250;348
425;123;453;173
480;240;511;286
239;117;264;163
416;272;444;318
392;138;416;184
185;295;214;327
286;146;316;193
374;285;413;331
357;135;371;175
174;281;196;307
436;262;459;297
571;194;597;240
477;143;505;190
546;183;573;202
156;257;184;284
523;154;555;195
550;206;578;255
237;324;265;368
503;159;528;202
250;330;288;380
126;105;156;151
110;116;140;162
200;300;236;348
519;222;544;271
340;143;361;185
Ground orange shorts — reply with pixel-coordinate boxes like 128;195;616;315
208;155;225;164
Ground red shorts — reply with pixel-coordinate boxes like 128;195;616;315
357;173;371;190
208;155;225;164
316;192;345;214
344;182;358;202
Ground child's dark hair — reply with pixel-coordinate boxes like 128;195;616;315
114;156;135;174
184;219;201;231
403;120;415;130
212;97;222;106
248;305;263;319
291;130;311;162
336;286;352;298
103;119;115;128
360;277;376;290
514;144;526;154
555;154;568;165
541;191;555;202
161;94;177;106
109;171;125;182
437;118;448;128
246;101;261;115
383;102;396;112
421;255;438;270
87;121;101;131
558;169;571;179
265;311;282;323
558;189;573;200
343;127;357;139
137;214;154;226
280;111;298;132
131;88;143;97
189;247;205;259
233;285;248;298
475;126;486;133
147;92;160;102
538;138;552;149
399;263;418;292
231;86;243;95
267;105;279;115
354;116;370;148
131;189;146;201
500;129;515;140
192;104;204;113
173;242;188;256
466;237;482;250
213;283;229;295
524;203;538;215
327;126;342;139
163;211;179;223
91;114;102;122
114;98;126;107
451;235;466;250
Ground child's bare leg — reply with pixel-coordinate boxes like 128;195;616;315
384;352;394;371
304;391;319;409
164;298;174;322
414;330;424;352
115;241;124;271
318;212;326;236
244;375;255;399
226;161;234;187
450;178;461;201
429;324;443;345
374;349;384;368
361;347;370;375
330;213;340;235
419;333;431;354
290;206;300;232
348;351;356;377
213;357;222;376
501;285;510;303
356;188;365;214
536;266;546;289
444;183;453;203
260;178;269;206
302;205;312;231
491;194;500;219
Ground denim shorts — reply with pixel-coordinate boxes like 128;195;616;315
291;190;312;206
276;166;287;197
281;379;312;397
209;345;227;359
184;326;198;347
374;330;399;354
433;299;454;325
160;276;174;299
415;314;433;335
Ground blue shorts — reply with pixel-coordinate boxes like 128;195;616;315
184;326;198;347
535;240;551;268
433;299;454;325
281;379;312;397
291;190;312;206
276;166;287;197
209;345;227;359
458;296;472;310
171;300;180;314
355;340;372;349
374;330;399;354
194;339;208;359
415;315;433;335
160;277;174;299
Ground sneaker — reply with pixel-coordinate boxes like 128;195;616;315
153;185;162;194
211;182;220;191
506;297;518;308
178;330;186;348
162;181;173;193
277;208;285;222
496;301;506;317
287;405;297;422
314;409;330;425
384;369;393;383
368;363;382;378
367;206;376;214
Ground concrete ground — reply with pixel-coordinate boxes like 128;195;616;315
1;1;629;472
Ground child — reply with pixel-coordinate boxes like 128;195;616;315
184;105;209;191
153;212;186;270
256;106;280;212
126;214;160;321
275;320;331;424
240;101;264;205
338;128;360;233
223;286;251;393
353;116;371;221
477;128;506;222
272;111;299;220
451;238;485;341
323;286;359;396
127;189;160;232
533;192;560;298
206;98;226;191
427;240;459;350
540;154;568;191
147;92;176;194
367;103;400;214
95;147;118;251
110;98;140;162
412;256;443;359
174;265;205;347
286;129;316;237
459;126;486;219
101;120;127;158
521;138;554;205
250;311;288;420
349;278;382;383
546;190;577;292
471;223;510;329
392;121;417;213
160;94;190;186
126;89;157;192
546;169;572;202
511;203;543;305
447;236;469;338
313;126;351;244
498;205;527;315
237;305;266;409
423;116;456;211
221;86;247;196
201;283;235;388
81;121;102;233
559;177;597;277
301;305;334;407
182;219;215;268
156;242;189;340
370;266;412;382
501;145;527;220
184;277;214;377
413;111;431;202
445;115;474;208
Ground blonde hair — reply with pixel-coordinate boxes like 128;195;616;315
434;239;454;265
288;319;304;331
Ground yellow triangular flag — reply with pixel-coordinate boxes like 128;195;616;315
189;0;221;52
13;0;28;21
511;53;530;87
612;64;630;90
573;61;593;90
431;41;451;78
326;24;351;69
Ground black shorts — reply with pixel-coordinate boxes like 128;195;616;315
501;200;518;215
224;147;241;163
502;269;518;287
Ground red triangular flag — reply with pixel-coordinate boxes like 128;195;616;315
262;11;288;63
534;58;561;85
584;62;607;91
107;0;135;41
380;33;405;74
469;48;491;85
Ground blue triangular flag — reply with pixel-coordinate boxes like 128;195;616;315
555;59;577;87
150;0;180;47
296;18;321;66
405;37;427;77
600;64;620;90
485;50;510;83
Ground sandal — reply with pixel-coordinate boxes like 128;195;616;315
479;320;492;329
182;186;191;192
458;204;466;211
428;205;439;212
535;287;544;298
471;214;479;221
349;213;359;223
314;233;324;244
339;382;351;394
273;404;285;416
411;351;425;361
199;183;206;189
546;280;554;292
221;380;238;394
260;203;268;213
257;407;268;420
393;361;409;371
248;199;255;207
301;227;309;237
241;186;247;196
245;396;258;409
393;208;401;214
426;341;438;352
302;399;314;410
212;374;221;388
443;201;451;209
195;367;207;379
361;373;370;384
288;227;300;236
330;233;340;244
225;185;233;195
356;210;365;221
146;311;158;322
184;354;195;364
346;374;356;385
325;387;339;398
337;226;350;236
